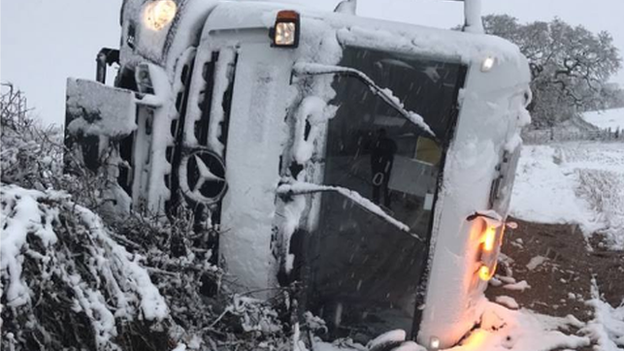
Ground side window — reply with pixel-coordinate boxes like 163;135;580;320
322;49;462;234
304;48;465;339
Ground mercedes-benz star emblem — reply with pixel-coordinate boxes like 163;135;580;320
179;149;227;204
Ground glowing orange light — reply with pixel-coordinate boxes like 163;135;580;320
478;265;492;281
463;329;488;348
483;226;497;252
143;0;177;31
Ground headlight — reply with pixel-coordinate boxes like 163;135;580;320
143;0;177;31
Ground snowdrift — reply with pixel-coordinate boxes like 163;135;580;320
511;142;624;250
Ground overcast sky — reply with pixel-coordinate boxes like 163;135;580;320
2;0;624;125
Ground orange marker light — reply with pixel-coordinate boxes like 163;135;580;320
483;226;497;252
478;265;492;281
464;329;488;348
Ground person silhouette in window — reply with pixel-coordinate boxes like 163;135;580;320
370;128;397;208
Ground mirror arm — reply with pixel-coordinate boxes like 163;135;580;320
293;63;437;140
277;181;425;242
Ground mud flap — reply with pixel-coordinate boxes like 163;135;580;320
64;78;138;171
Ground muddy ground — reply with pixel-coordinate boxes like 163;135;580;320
487;218;624;315
486;218;624;348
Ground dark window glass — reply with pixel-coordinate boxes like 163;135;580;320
306;48;465;341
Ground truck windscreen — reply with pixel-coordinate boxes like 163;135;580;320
305;47;466;341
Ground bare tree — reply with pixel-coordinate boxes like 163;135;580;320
482;15;622;128
1;83;38;133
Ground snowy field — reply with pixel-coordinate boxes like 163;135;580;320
583;108;624;131
511;141;624;250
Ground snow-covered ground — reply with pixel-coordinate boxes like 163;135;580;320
511;142;624;250
583;108;624;131
315;299;592;351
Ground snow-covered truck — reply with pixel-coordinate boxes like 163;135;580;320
64;0;531;348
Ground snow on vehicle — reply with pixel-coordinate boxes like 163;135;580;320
64;0;531;348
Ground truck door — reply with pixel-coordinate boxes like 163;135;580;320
300;48;467;341
216;43;294;292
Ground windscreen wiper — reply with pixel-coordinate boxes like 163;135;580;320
277;181;424;242
293;62;436;140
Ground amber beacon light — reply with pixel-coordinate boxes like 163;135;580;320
271;10;301;48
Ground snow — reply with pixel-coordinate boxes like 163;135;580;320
277;181;419;238
206;49;237;156
333;0;357;15
66;79;137;137
504;133;524;153
73;206;168;321
0;184;168;348
526;256;547;271
511;144;601;231
163;0;218;76
393;342;427;351
293;96;328;164
179;44;237;157
463;0;484;34
218;44;297;295
511;142;624;249
144;63;176;214
498;275;517;284
495;296;519;310
583;282;624;351
335;24;522;69
119;0;217;75
203;1;526;70
583;108;624;131
280;194;307;274
502;280;531;292
313;300;591;351
489;277;503;287
367;330;407;350
1;187;58;308
447;301;590;351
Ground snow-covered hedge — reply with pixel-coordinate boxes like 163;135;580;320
107;207;293;350
0;184;295;350
1;86;293;350
1;185;169;351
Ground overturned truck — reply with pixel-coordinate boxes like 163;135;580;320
65;0;531;348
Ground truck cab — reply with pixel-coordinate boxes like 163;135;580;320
65;0;531;348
